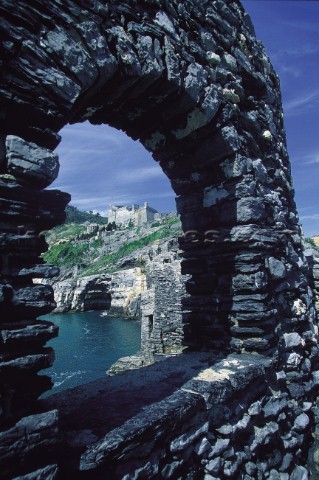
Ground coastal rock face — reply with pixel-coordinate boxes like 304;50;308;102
0;0;318;478
47;237;185;356
49;269;145;316
51;275;112;313
107;269;147;317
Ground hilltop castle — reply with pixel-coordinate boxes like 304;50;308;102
107;202;158;227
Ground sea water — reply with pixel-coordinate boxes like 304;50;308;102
39;311;141;396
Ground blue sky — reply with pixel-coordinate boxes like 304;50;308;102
51;1;319;236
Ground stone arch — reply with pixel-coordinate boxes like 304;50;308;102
0;0;317;465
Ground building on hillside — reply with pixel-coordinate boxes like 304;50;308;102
107;202;158;227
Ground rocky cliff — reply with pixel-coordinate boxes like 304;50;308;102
1;0;319;478
43;218;319;367
46;268;147;317
47;274;112;313
41;215;186;360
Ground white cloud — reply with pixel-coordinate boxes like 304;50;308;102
300;213;319;221
58;122;124;146
280;65;301;78
281;19;319;36
71;196;107;205
291;152;319;166
284;89;319;116
276;44;319;58
304;154;319;165
117;165;164;183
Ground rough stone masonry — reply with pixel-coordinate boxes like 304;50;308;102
0;0;318;478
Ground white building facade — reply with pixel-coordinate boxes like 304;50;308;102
108;202;158;227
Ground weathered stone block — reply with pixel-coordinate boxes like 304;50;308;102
262;397;288;419
170;421;209;453
236;197;266;223
161;461;182;479
290;465;308;480
282;333;304;350
251;422;279;451
208;439;230;458
194;437;212;457
0;320;58;346
267;257;286;280
6;136;59;188
0;411;58;477
12;464;59;480
293;413;310;432
205;457;223;475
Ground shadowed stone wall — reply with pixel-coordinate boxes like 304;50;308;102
0;0;318;478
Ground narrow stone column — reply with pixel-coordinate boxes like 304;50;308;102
0;0;318;476
0;136;70;479
0;136;70;423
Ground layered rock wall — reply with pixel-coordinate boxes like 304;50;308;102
45;269;145;317
0;0;318;478
78;355;315;479
49;275;112;313
1;0;314;356
108;268;147;317
46;236;185;357
141;238;186;358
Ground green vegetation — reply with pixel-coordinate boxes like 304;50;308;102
43;242;88;267
42;235;104;267
151;221;161;228
65;205;108;225
81;220;181;275
42;215;181;276
45;223;87;243
305;237;319;250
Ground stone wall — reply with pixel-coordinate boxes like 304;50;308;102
0;0;318;478
1;352;312;480
108;202;157;227
304;241;319;319
1;0;316;356
141;238;186;359
77;354;316;480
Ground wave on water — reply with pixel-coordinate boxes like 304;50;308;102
51;370;87;388
40;310;141;395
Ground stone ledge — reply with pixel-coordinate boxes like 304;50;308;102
0;410;58;480
41;353;271;476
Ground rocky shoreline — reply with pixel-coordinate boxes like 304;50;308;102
43;221;319;377
41;220;188;366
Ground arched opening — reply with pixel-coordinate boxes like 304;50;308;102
40;121;182;393
0;1;318;478
52;122;176;214
1;0;315;419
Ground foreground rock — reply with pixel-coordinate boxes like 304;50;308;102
1;0;319;478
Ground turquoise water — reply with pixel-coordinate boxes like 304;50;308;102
40;311;141;396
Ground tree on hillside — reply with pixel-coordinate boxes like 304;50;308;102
65;206;108;225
